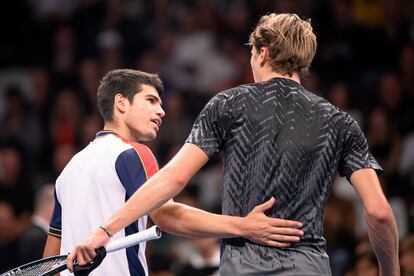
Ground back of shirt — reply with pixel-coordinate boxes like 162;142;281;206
187;77;382;274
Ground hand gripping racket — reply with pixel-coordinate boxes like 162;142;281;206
1;225;161;276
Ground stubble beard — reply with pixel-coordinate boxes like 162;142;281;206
130;127;156;142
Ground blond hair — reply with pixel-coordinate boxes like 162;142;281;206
249;13;317;77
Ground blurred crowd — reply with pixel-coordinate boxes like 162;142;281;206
0;0;413;275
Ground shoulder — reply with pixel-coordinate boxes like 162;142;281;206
119;142;159;178
303;91;353;124
128;142;157;165
334;109;359;129
215;84;252;100
204;84;253;111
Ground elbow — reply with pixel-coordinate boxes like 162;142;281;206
150;211;173;232
162;166;188;192
366;205;393;224
171;177;187;191
150;202;183;233
153;217;170;232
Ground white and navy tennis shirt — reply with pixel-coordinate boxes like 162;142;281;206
49;130;158;276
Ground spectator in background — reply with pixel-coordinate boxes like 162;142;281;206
155;90;193;165
0;86;43;162
397;45;414;135
78;58;102;115
97;29;123;74
327;81;363;127
376;72;412;135
51;144;77;178
0;141;26;188
148;253;174;276
400;234;414;276
49;88;84;147
167;5;237;94
192;157;223;213
366;108;401;187
0;186;46;272
177;238;220;276
345;238;379;276
324;194;357;276
32;183;55;234
53;25;77;76
30;67;51;123
78;114;103;148
399;44;414;100
399;132;414;190
349;251;379;276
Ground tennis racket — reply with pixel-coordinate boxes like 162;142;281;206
1;225;161;276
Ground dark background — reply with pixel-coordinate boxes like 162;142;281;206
0;0;413;275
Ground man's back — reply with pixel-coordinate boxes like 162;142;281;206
187;77;381;274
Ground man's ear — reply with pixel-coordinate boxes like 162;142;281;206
259;47;268;67
114;93;127;114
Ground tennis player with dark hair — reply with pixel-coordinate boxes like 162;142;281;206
69;14;400;275
43;69;303;275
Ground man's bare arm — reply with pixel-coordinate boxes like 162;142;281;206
43;235;61;257
351;168;399;276
150;198;303;247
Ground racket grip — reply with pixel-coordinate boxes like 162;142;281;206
104;225;161;253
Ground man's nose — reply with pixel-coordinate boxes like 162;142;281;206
157;106;165;118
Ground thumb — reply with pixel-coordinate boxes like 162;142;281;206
254;197;275;212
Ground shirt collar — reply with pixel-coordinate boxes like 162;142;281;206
95;130;117;138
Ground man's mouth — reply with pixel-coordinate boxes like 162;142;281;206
151;118;161;128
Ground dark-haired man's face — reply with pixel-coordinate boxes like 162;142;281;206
124;85;165;142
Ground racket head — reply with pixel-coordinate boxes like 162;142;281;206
1;255;68;276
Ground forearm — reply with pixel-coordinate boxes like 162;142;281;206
365;206;400;276
43;235;61;257
151;201;243;239
151;198;304;247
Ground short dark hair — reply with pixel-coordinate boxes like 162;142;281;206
97;69;164;122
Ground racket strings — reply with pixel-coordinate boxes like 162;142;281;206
3;256;66;276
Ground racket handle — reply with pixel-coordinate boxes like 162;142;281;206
104;225;161;253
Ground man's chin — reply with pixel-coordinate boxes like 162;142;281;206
140;133;157;142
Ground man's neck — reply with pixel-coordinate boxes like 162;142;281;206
258;71;301;84
103;122;132;141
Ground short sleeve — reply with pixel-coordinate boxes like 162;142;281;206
186;92;233;157
48;189;62;238
115;143;159;198
338;118;383;180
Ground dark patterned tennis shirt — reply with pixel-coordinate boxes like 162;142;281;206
186;77;382;275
